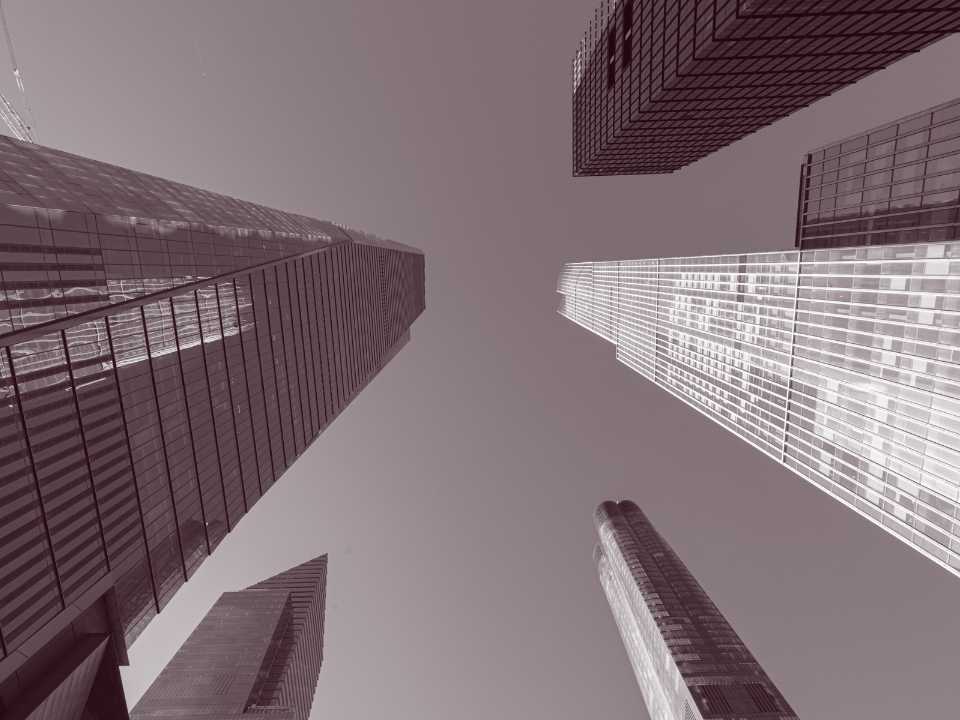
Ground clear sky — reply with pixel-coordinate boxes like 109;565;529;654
4;2;960;719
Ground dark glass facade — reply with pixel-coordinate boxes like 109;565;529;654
595;501;797;720
572;0;960;176
798;96;960;250
131;555;327;720
0;633;128;720
0;134;425;712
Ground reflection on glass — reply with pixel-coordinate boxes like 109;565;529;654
800;98;960;250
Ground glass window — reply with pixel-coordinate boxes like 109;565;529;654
868;139;897;160
899;113;932;135
839;149;867;167
893;163;927;182
924;172;960;192
869;125;898;145
931;119;960;142
932;103;960;125
864;170;893;188
922;190;960;208
837;177;864;193
927;153;960;174
896;146;928;165
892;180;925;198
839;163;865;179
930;136;960;158
863;186;892;202
890;195;922;211
897;130;930;151
841;136;868;154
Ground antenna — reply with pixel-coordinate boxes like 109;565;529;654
0;1;38;143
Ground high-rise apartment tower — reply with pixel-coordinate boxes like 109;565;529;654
0;135;425;715
560;240;960;578
131;555;328;720
595;501;797;720
572;0;960;176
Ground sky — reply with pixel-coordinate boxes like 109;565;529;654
3;2;960;719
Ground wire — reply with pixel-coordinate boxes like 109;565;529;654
0;0;38;143
0;84;30;141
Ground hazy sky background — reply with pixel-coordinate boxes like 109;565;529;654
3;2;960;719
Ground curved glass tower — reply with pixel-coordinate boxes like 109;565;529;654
594;501;798;720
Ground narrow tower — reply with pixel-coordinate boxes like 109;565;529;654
131;555;328;720
594;501;797;720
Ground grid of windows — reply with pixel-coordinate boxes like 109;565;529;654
0;140;425;708
799;97;960;250
131;556;326;720
560;252;797;458
245;556;327;719
596;541;678;720
561;243;960;576
595;501;798;720
572;0;960;176
130;589;293;717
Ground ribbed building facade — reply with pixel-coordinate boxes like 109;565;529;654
798;96;960;250
594;501;797;720
572;0;960;176
131;555;327;720
560;244;960;577
0;135;424;714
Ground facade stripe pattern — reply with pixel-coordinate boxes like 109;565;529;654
572;0;960;176
595;501;798;720
561;242;960;576
0;133;425;687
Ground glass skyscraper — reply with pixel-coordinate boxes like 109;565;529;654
572;0;960;176
798;96;960;250
0;135;425;714
595;501;797;720
560;241;960;578
561;97;960;579
131;555;327;720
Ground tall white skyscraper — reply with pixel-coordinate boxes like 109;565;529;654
595;501;798;720
561;241;960;577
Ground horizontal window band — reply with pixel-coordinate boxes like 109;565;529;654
0;239;352;350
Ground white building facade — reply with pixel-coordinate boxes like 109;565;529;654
564;242;960;576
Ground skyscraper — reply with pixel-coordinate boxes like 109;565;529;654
572;0;960;176
595;501;797;720
0;135;425;714
130;555;328;720
797;96;960;250
560;242;960;577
